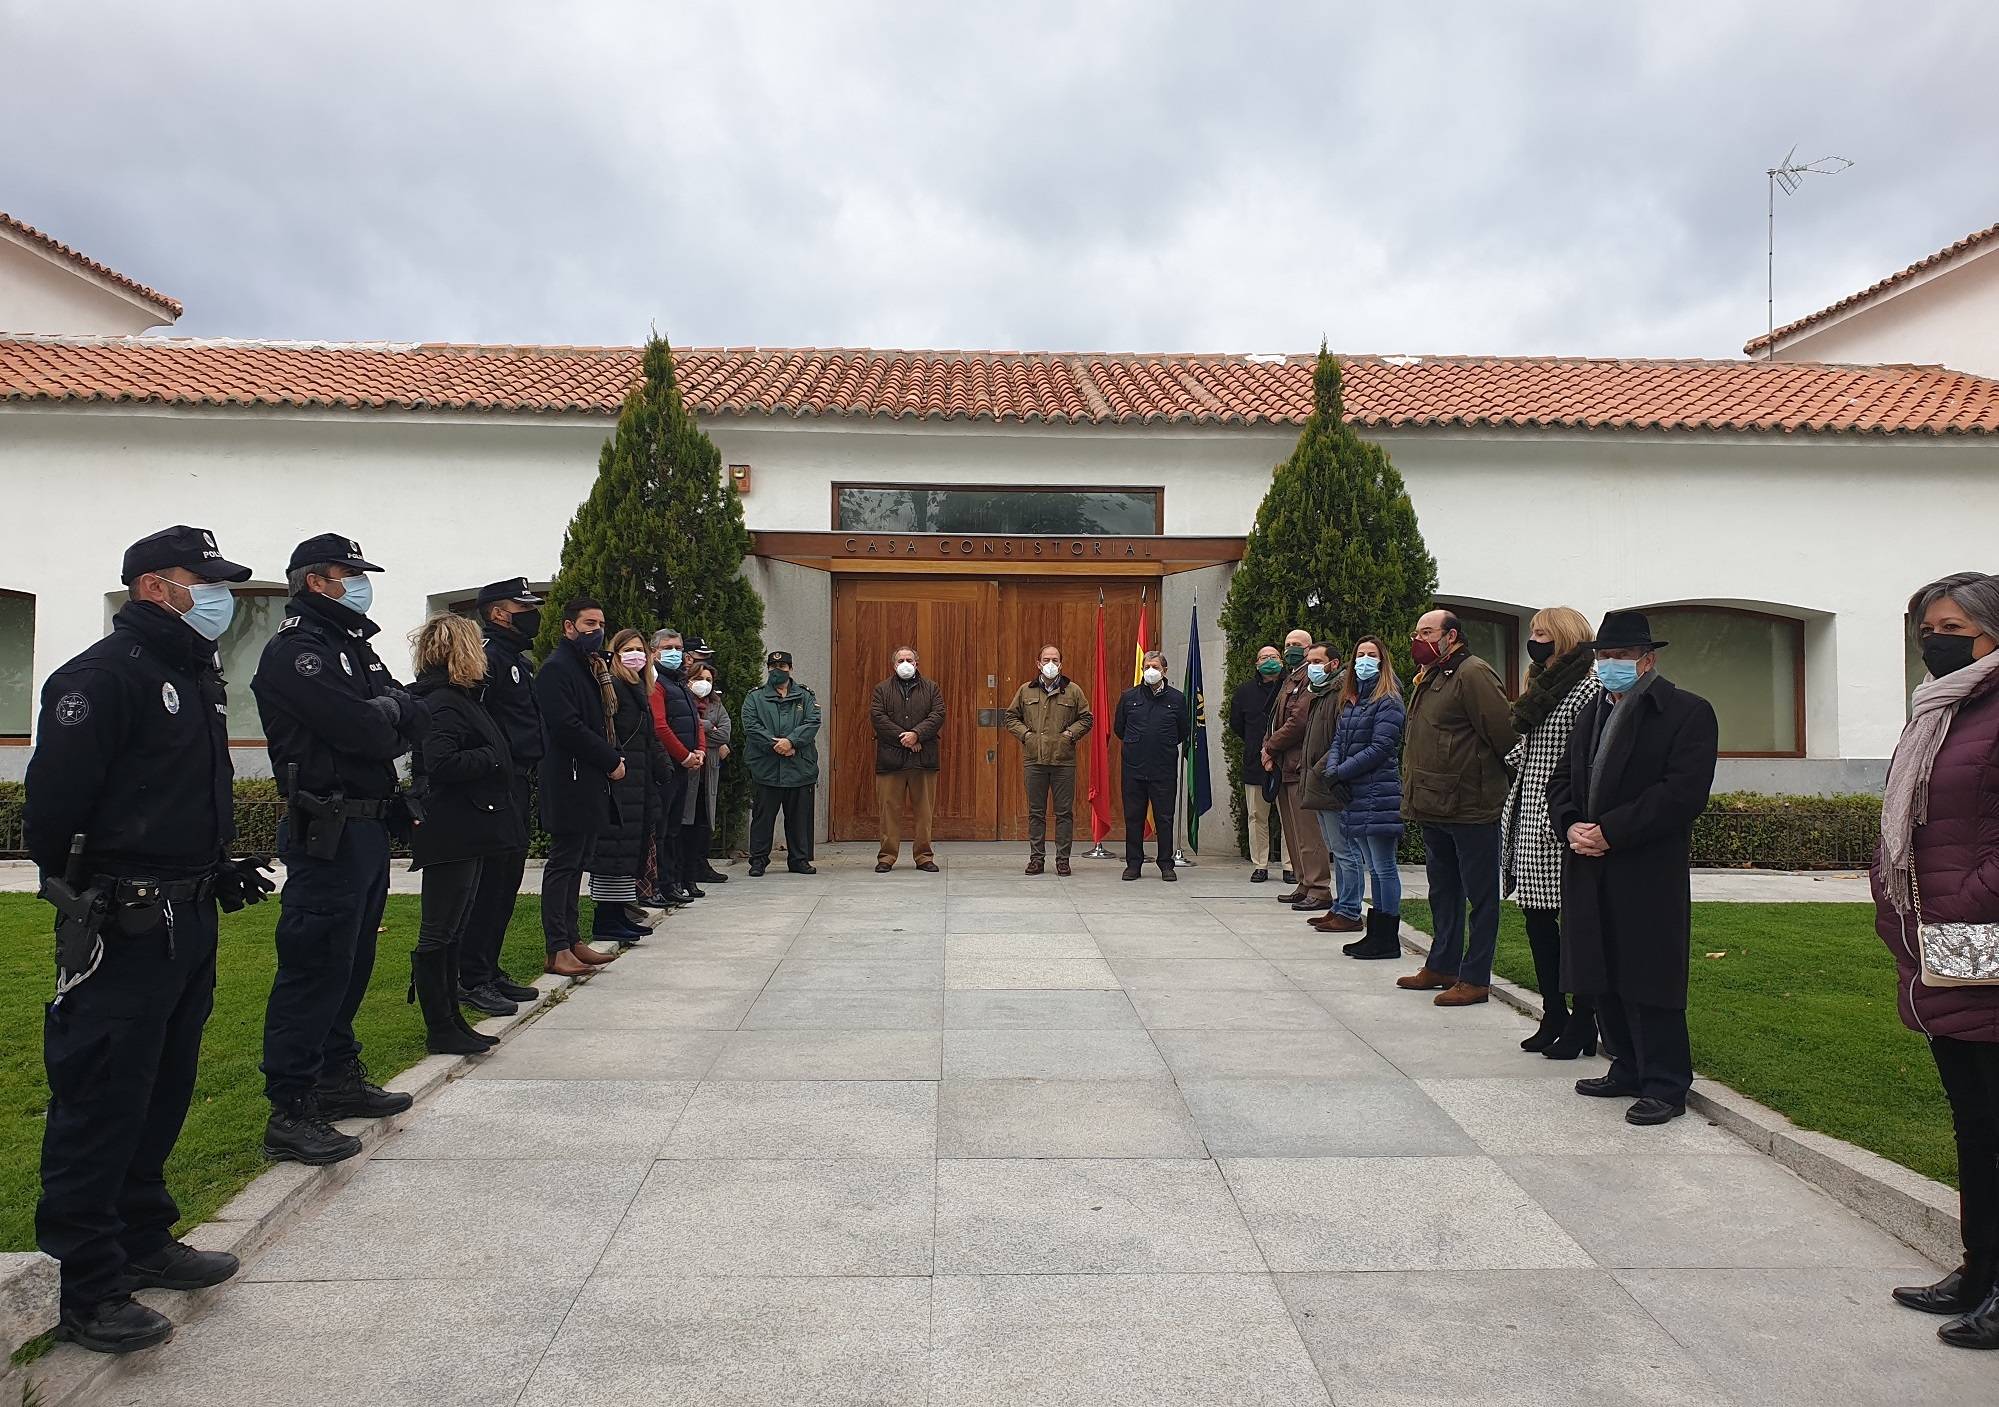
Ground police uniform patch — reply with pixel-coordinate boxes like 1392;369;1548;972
54;691;90;726
511;665;521;683
295;653;323;677
340;655;354;676
161;682;180;715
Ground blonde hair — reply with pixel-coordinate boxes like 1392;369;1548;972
1529;606;1593;660
608;628;652;686
410;613;486;689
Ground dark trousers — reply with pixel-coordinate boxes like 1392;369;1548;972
1419;821;1501;987
461;771;530;987
678;813;715;883
1521;905;1592;1027
262;818;390;1105
416;858;483;956
1024;763;1076;859
39;895;217;1314
1930;1035;1999;1266
749;783;814;867
541;830;595;956
1598;993;1693;1106
1122;773;1175;870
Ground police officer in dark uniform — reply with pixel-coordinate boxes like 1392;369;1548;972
457;577;547;1015
253;534;429;1166
25;526;275;1354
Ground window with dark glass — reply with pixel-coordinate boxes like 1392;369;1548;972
1645;607;1803;756
0;591;34;737
1435;602;1520;696
834;485;1162;535
214;591;289;740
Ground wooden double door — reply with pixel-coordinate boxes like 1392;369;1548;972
830;576;1153;841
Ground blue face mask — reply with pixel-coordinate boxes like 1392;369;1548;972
1306;663;1330;688
1594;658;1640;693
1352;655;1380;681
331;573;373;617
162;578;235;642
660;648;684;671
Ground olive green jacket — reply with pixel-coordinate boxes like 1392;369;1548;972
1400;648;1517;825
1003;677;1093;767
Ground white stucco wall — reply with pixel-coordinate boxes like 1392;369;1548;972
1769;247;1999;378
4;402;1995;797
0;236;174;336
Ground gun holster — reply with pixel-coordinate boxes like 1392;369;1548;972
289;789;350;862
40;875;109;1000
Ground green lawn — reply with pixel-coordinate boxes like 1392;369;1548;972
1401;899;1959;1186
1;892;556;1253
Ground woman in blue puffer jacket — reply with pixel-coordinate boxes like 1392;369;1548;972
1322;635;1406;959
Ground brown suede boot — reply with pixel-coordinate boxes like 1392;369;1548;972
1395;967;1456;991
544;948;593;977
1434;982;1491;1006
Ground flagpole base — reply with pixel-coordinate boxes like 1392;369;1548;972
1173;849;1196;867
1083;846;1114;860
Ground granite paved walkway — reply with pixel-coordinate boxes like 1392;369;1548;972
92;847;1978;1406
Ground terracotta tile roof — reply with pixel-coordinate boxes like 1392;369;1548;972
2;336;1998;436
0;213;183;320
1744;219;1999;355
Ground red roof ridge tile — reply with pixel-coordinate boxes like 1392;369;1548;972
1744;219;1999;355
0;213;184;319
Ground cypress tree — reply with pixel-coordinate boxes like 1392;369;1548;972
1217;344;1438;856
540;332;767;847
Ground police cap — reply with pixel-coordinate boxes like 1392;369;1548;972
475;577;546;608
121;525;253;585
287;533;384;574
683;634;714;658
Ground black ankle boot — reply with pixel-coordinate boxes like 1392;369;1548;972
1940;1284;1999;1349
316;1055;414;1119
413;950;490;1055
263;1093;363;1165
1521;1003;1568;1053
1343;909;1403;960
1897;1256;1996;1316
1542;1008;1599;1060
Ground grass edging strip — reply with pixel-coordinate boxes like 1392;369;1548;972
1392;919;1959;1269
1;969;581;1406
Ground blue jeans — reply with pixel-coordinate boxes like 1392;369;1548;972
1420;821;1501;986
1320;818;1403;918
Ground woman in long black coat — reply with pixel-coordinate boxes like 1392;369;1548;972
407;614;528;1054
587;629;671;947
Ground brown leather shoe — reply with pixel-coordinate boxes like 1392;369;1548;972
1025;857;1045;876
1309;913;1365;932
875;861;894;873
1434;982;1491;1007
1395;967;1456;991
544;949;593;977
916;860;940;873
570;942;618;966
1275;890;1306;905
1055;857;1071;877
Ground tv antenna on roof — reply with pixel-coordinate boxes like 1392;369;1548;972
1764;146;1852;358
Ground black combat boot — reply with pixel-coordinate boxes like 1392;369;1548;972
124;1241;240;1292
55;1295;174;1354
264;1093;363;1165
317;1055;414;1120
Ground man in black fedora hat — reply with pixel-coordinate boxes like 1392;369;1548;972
1547;609;1718;1126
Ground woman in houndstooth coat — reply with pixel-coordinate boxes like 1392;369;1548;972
1501;606;1601;1058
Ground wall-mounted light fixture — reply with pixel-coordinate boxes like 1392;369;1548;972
729;464;751;495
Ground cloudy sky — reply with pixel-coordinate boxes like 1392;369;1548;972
3;1;1993;358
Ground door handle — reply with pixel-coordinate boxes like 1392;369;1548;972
977;708;1000;728
987;749;996;763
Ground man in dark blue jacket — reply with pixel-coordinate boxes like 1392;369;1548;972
254;534;429;1166
536;598;624;976
1114;650;1191;882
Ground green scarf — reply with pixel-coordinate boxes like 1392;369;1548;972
1510;644;1594;734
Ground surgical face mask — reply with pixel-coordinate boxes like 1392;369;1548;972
1283;646;1305;669
618;650;648;671
690;678;714;698
1305;663;1330;688
1142;667;1164;687
511;608;542;639
1922;633;1979;679
1257;658;1283;678
1353;655;1380;681
330;572;373;616
1594;657;1640;693
157;576;235;641
895;660;917;680
1040;660;1061;680
659;648;684;670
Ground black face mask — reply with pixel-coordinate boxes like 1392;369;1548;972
511;608;542;639
572;628;605;655
1526;639;1555;666
1922;633;1980;679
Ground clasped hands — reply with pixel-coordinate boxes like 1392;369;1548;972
1566;822;1609;857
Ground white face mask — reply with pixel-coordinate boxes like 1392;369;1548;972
689;678;713;698
895;660;917;679
1040;660;1061;679
618;650;648;671
1142;667;1164;687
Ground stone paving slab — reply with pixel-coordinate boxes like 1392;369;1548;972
85;846;1965;1407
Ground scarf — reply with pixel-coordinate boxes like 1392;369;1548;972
1511;644;1595;734
586;651;619;743
1880;649;1999;913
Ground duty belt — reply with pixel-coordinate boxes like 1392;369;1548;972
335;798;394;820
90;872;218;905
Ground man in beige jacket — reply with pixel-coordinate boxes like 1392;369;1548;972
1263;629;1334;911
1004;643;1094;876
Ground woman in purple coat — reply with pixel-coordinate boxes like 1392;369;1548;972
1876;571;1999;1350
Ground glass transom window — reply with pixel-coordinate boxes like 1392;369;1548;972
1646;608;1802;755
835;485;1160;535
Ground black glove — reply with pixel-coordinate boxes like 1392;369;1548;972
1330;781;1354;808
215;856;277;912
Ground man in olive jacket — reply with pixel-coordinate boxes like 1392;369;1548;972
1397;609;1519;1006
871;645;946;873
1003;643;1093;876
742;650;821;877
